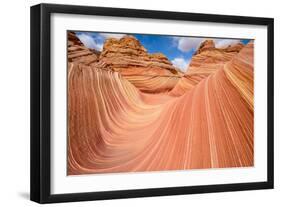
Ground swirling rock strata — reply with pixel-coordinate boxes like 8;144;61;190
169;40;244;96
67;35;254;175
68;32;100;66
99;36;182;93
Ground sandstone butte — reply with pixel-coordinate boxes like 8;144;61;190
67;31;254;175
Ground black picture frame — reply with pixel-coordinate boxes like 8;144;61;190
30;3;274;204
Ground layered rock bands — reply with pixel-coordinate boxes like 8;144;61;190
67;32;254;175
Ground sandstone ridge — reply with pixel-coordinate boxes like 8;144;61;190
100;35;181;76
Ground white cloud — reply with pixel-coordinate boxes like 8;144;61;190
173;37;242;51
76;33;103;51
173;37;204;52
172;57;191;72
214;39;241;48
76;32;127;51
99;33;126;39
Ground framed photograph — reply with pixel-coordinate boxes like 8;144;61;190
30;3;274;203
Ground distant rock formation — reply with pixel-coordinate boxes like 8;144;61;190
169;40;244;96
194;39;215;55
67;32;100;66
99;35;181;76
189;40;243;73
67;32;183;93
194;39;243;55
224;42;244;52
95;35;183;93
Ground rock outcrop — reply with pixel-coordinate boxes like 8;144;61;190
68;32;182;93
99;36;180;76
169;40;244;96
68;32;100;66
96;36;182;93
194;39;215;55
194;39;243;55
188;40;243;74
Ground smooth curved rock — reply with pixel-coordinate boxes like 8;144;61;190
169;40;244;96
67;37;254;175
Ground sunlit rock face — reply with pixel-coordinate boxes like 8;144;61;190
67;32;254;175
189;40;243;74
169;40;244;96
99;35;182;93
68;32;100;66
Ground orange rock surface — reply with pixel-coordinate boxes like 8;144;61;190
169;40;244;96
99;35;182;93
68;32;100;66
67;32;254;175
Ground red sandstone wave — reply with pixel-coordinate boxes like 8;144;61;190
67;37;254;175
169;39;243;96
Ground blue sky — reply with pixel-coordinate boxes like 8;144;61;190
75;31;250;72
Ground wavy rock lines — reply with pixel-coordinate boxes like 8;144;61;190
67;42;254;175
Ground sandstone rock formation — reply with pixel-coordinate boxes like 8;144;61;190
68;32;100;66
67;33;254;175
189;40;243;74
100;35;180;75
98;35;182;93
169;40;244;96
194;39;216;55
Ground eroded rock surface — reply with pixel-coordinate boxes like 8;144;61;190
67;33;254;175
